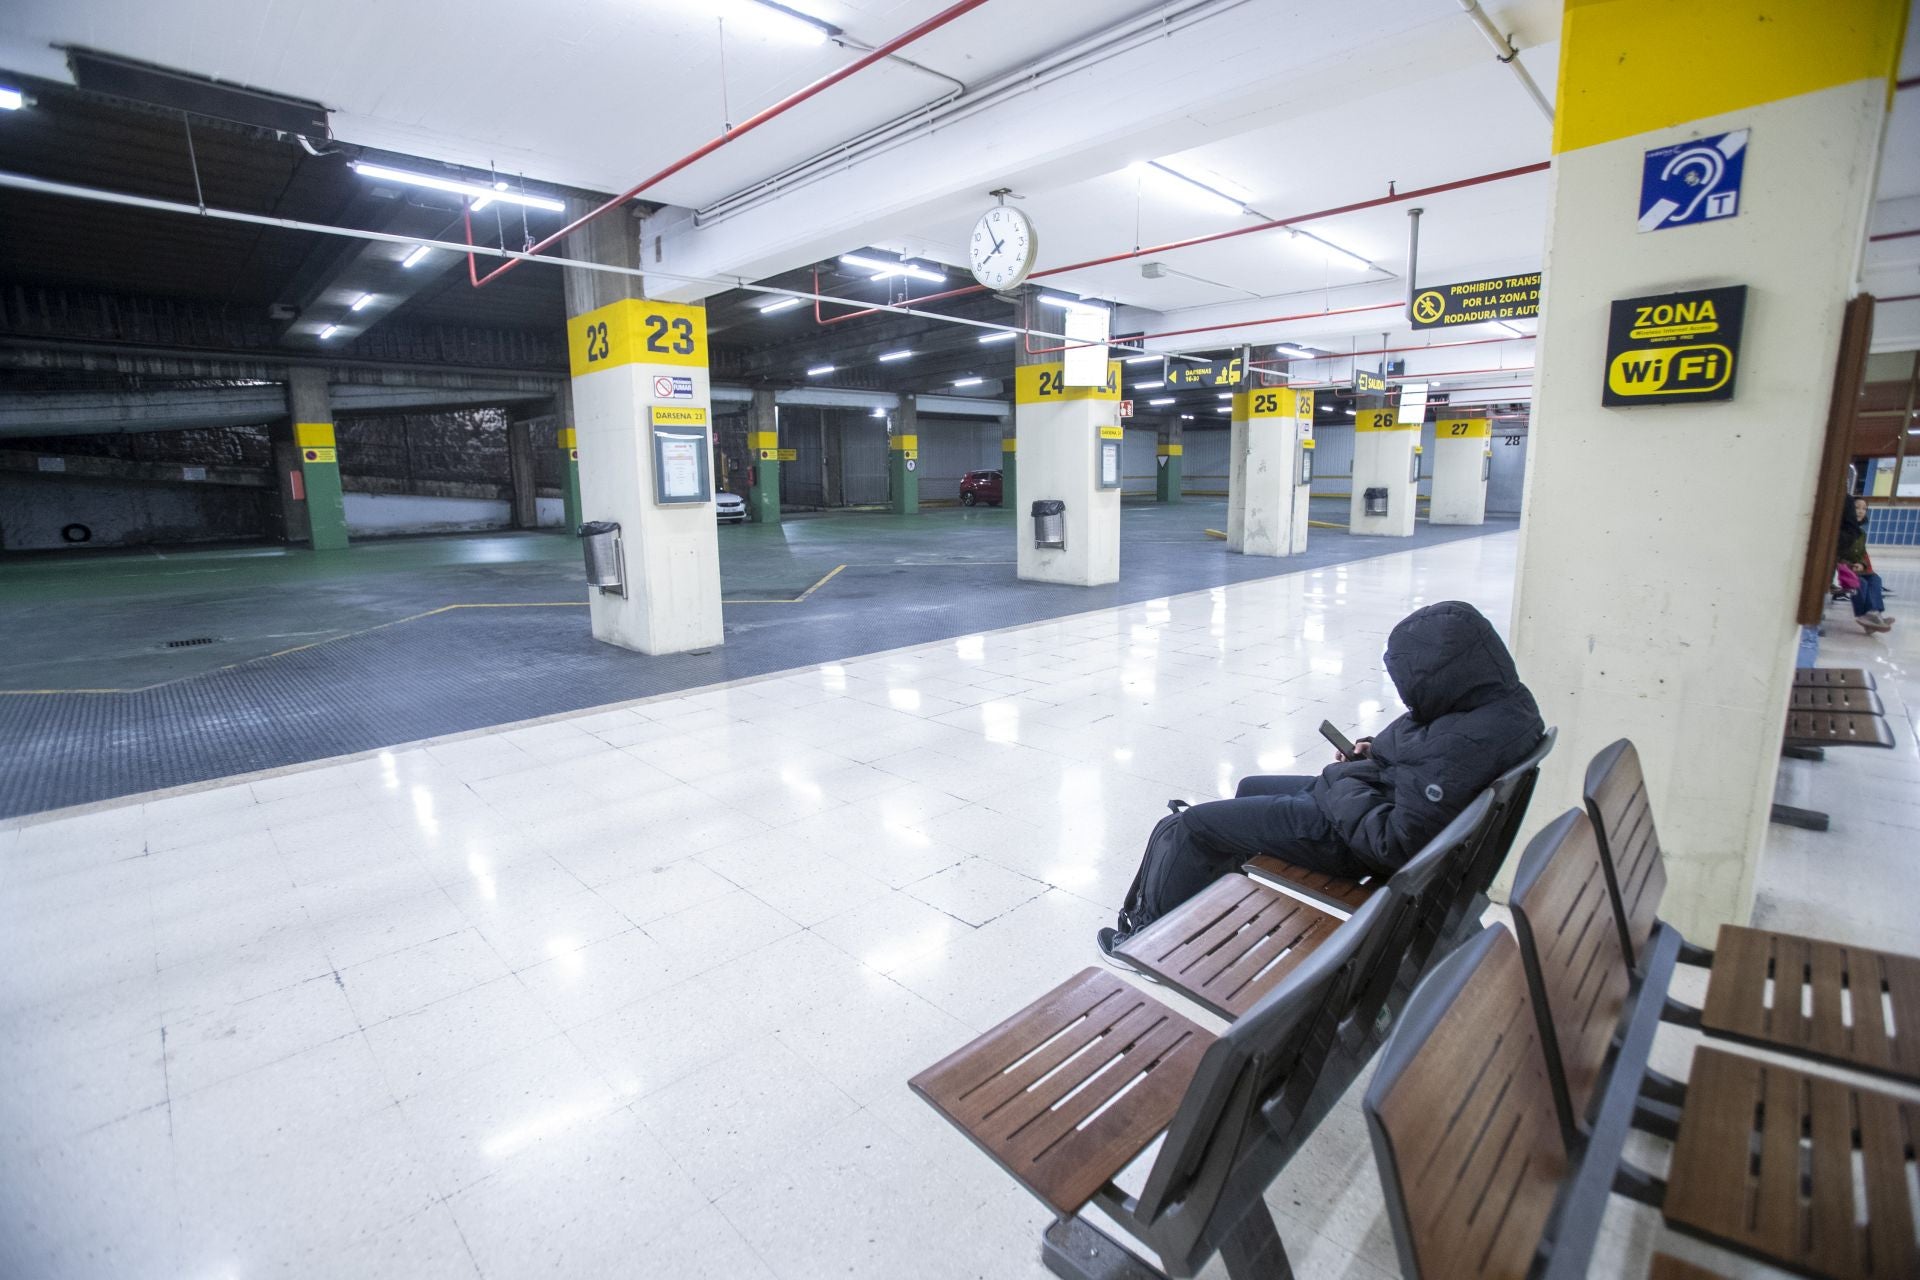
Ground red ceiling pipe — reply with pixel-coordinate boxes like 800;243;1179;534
465;0;994;288
1869;228;1920;241
813;159;1552;327
1289;363;1535;388
1017;299;1408;356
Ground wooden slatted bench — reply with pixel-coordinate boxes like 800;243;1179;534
1118;791;1493;1022
913;891;1397;1278
1585;739;1920;1088
1788;684;1886;715
1504;807;1920;1280
1241;727;1556;930
1784;709;1897;749
1793;666;1876;689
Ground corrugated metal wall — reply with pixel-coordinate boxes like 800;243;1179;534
841;413;890;506
1487;426;1528;515
1123;427;1156;493
1184;427;1230;493
1310;424;1355;497
780;407;827;507
919;418;1003;501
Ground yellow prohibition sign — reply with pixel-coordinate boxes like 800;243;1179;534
1411;291;1446;325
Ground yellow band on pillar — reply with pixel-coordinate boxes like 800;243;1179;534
747;431;778;450
1436;418;1491;440
1229;387;1304;419
1002;438;1017;453
558;427;577;449
294;422;335;448
1554;0;1907;154
1156;443;1184;457
1354;409;1414;433
1014;361;1121;404
889;435;919;452
568;298;709;375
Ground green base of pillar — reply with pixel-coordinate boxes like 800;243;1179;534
749;461;781;524
1156;457;1183;503
302;464;349;550
890;454;919;515
1000;448;1017;510
561;461;583;532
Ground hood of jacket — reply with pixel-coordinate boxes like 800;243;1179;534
1382;601;1523;724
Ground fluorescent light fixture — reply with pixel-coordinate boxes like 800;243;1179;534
1134;381;1164;390
1130;159;1248;217
731;0;837;44
1180;413;1195;420
1345;408;1356;416
351;162;566;213
401;245;433;269
758;297;803;314
1216;392;1232;400
0;87;24;111
1148;397;1175;406
877;350;912;362
870;407;885;417
978;331;1016;344
952;377;984;388
1274;344;1317;361
1124;355;1158;365
806;364;835;376
1215;406;1230;413
839;252;946;284
350;293;375;312
1038;294;1107;313
318;324;341;339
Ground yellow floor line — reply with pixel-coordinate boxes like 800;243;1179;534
725;563;847;605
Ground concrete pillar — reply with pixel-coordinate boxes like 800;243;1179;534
746;389;780;525
268;421;309;545
1154;417;1182;503
999;429;1017;502
554;386;582;533
890;395;920;515
1428;416;1490;525
1013;343;1121;586
825;410;847;508
1348;408;1418;537
1507;0;1904;934
1228;387;1314;555
507;415;538;529
285;367;347;550
562;204;722;655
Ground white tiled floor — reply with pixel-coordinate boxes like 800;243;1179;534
2;534;1915;1280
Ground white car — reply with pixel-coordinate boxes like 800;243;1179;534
715;491;748;524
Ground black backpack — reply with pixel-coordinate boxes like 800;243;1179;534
1113;799;1244;941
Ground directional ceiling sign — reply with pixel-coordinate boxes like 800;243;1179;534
1409;273;1541;330
1165;355;1245;389
1638;130;1748;233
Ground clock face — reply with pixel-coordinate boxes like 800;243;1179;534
969;206;1038;291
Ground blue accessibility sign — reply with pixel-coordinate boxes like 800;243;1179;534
1638;129;1747;233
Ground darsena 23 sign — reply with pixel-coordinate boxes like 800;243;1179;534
1602;284;1746;407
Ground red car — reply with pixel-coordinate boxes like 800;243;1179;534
958;469;1004;507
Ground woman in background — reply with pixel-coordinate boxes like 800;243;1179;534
1839;494;1894;634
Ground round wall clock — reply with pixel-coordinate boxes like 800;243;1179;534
969;205;1038;291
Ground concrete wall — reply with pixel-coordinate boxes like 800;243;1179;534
0;472;274;550
1183;427;1230;494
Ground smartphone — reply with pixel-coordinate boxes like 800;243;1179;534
1319;720;1357;758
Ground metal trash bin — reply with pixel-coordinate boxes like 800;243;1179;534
1031;499;1066;549
578;520;624;594
1363;487;1389;518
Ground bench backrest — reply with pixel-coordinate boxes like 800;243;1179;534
1436;727;1558;939
1133;889;1391;1270
1366;926;1568;1280
1581;739;1667;968
1134;793;1495;1272
1508;808;1635;1144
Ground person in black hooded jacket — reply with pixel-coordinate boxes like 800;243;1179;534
1100;600;1543;956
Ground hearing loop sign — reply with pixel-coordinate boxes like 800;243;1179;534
1602;284;1746;407
1638;130;1747;233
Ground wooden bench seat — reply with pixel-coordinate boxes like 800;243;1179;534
1241;855;1378;911
1664;1047;1920;1280
1507;805;1920;1280
909;967;1214;1216
1587;740;1920;1086
1788;684;1886;715
1784;709;1896;749
1793;666;1876;689
1114;875;1345;1019
1698;925;1920;1087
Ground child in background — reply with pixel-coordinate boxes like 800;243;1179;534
1839;494;1894;634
